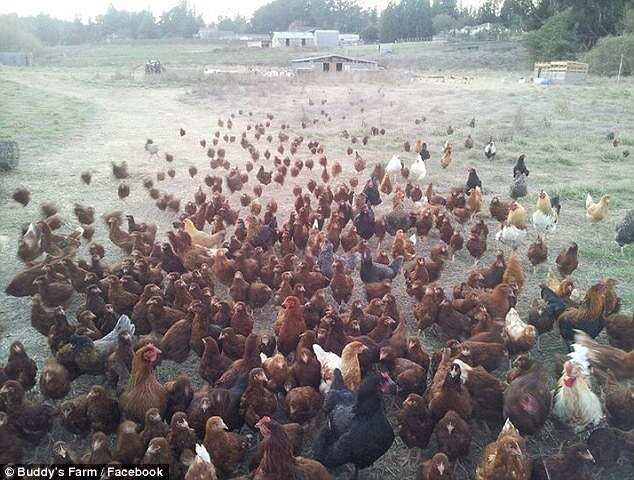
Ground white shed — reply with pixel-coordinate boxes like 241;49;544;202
314;30;340;47
272;31;315;48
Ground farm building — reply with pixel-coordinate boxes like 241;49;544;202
314;30;340;47
247;39;271;48
534;61;588;84
0;52;33;66
291;54;378;73
339;33;361;46
272;31;315;48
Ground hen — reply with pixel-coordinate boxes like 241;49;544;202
586;193;610;223
475;419;531;480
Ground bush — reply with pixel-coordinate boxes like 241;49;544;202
524;8;578;62
0;15;43;53
584;34;634;76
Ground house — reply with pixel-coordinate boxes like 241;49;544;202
272;31;315;48
248;39;271;48
314;30;340;47
197;27;237;41
0;52;32;66
534;61;588;84
291;54;378;73
339;33;361;46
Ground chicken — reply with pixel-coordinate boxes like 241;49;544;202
477;283;515;320
466;232;487;265
428;349;472;420
120;344;167;423
503;308;536;358
586;193;610;223
556;242;579;277
440;142;452;168
4;341;37;390
432;410;470;460
552;282;608;351
398;393;434;449
475;419;531;480
114;420;145;464
313;372;394;477
360;249;403;283
39;357;70;399
531;443;595;480
506;201;527;229
240;368;277;428
513;154;529;178
452;359;504;422
313;344;341;393
574;330;634;379
82;431;112;464
340;341;367;392
604;308;634;350
183;444;218;480
527;236;548;272
484;137;496;160
255;416;331;480
615;209;634;254
417;452;454;480
274;296;307;356
532;190;558;235
0;380;56;443
503;363;551;434
203;416;247;477
489;197;511;223
553;347;603;432
510;173;527;199
330;259;354;305
183;219;225;249
286;386;322;422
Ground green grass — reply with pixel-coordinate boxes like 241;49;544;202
0;78;95;157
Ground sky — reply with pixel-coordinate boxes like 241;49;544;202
0;0;484;24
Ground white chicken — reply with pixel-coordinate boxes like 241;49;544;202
313;344;341;394
552;345;604;433
386;154;403;175
532;190;558;235
495;224;527;250
484;138;496;160
503;308;536;363
409;157;427;184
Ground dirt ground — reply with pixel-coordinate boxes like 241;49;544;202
1;46;633;479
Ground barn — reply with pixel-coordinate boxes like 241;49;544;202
314;30;340;47
290;54;378;73
272;31;315;48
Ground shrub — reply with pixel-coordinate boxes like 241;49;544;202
584;34;634;76
524;8;578;62
0;15;43;53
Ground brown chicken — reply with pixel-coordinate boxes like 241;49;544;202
478;283;515;320
434;409;471;459
274;296;307;356
417;452;454;480
527;236;548;271
203;416;247;477
475;419;531;480
120;344;167;423
574;331;634;379
39;357;70;399
428;349;472;420
240;368;277;429
5;341;38;390
398;393;435;449
502;254;525;291
330;260;354;305
286;386;322;423
341;341;367;392
254;416;331;480
556;242;579;277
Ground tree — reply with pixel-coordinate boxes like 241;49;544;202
432;13;456;33
525;7;579;61
433;0;457;17
625;4;634;34
159;1;203;38
555;0;629;47
476;0;500;24
362;24;379;41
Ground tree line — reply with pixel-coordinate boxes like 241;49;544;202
1;0;632;67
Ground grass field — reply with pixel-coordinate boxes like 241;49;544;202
1;39;633;479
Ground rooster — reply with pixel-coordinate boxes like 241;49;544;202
532;190;558;235
586;193;610;223
552;346;603;432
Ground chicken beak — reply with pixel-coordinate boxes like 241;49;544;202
220;419;229;431
582;450;595;463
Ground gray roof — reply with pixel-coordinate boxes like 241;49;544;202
290;54;377;65
272;31;314;39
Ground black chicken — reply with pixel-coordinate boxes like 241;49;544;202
353;204;376;240
360;250;403;283
465;167;482;192
362;178;382;206
513;154;530;178
313;372;395;477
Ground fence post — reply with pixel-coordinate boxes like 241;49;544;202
617;53;624;84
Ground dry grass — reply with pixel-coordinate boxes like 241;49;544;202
0;40;633;479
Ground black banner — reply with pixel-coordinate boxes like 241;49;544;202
1;465;169;480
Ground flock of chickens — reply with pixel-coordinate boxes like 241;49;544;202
4;97;634;480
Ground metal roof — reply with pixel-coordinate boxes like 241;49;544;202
290;54;377;64
272;31;314;39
